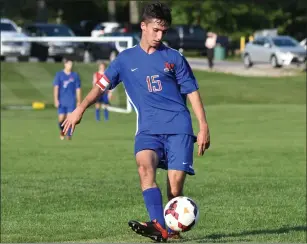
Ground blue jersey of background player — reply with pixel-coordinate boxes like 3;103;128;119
62;2;210;242
53;58;81;140
92;62;113;121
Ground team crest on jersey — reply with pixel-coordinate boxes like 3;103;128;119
63;77;74;88
164;62;175;73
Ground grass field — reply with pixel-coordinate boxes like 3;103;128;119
1;63;306;243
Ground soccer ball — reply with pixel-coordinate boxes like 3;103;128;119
164;196;199;232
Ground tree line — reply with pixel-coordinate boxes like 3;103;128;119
1;0;306;41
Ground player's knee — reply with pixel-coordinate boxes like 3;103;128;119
58;116;65;123
137;164;154;178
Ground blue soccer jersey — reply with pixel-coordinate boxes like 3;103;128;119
96;44;199;135
53;71;81;107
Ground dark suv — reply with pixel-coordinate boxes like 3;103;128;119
173;24;206;52
23;23;85;62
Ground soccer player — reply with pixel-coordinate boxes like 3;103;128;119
92;62;113;121
62;2;210;242
53;58;81;140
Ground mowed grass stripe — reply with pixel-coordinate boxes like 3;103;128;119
194;70;305;105
1;82;22;104
1;63;47;103
1;63;306;106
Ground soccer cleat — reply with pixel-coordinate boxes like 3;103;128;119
128;219;168;242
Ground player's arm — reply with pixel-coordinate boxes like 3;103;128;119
53;72;60;108
76;74;82;106
62;57;122;135
175;53;210;155
187;91;210;155
62;85;104;134
53;86;59;108
92;73;97;88
76;88;82;106
107;89;113;101
79;85;103;111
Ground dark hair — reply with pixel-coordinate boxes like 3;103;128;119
63;57;73;63
141;2;172;27
97;60;106;67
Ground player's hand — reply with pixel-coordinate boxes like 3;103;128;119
54;100;59;108
62;107;83;135
197;125;210;156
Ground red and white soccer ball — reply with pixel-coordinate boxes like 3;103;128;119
164;196;199;232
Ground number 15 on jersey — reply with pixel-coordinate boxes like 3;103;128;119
146;75;162;92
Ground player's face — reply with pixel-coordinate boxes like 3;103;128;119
64;60;73;71
141;19;168;47
99;63;105;72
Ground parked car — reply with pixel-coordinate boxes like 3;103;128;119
86;31;141;62
23;23;85;62
162;27;180;50
110;24;198;51
70;20;99;36
0;18;30;61
91;22;121;37
300;38;306;50
173;24;206;52
242;35;307;68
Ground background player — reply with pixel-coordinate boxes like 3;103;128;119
53;58;81;140
62;2;210;242
92;62;113;121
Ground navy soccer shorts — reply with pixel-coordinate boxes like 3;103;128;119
134;133;197;175
58;104;76;115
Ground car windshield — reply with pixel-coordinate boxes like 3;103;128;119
272;37;299;47
94;24;105;30
0;23;17;32
40;25;75;36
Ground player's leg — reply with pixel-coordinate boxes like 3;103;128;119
103;104;109;121
166;170;186;239
57;105;66;140
167;170;186;200
128;134;168;242
95;102;101;121
102;94;109;121
207;48;214;69
165;134;196;238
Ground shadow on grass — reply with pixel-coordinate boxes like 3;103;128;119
176;225;306;243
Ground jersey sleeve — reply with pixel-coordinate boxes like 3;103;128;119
175;54;199;94
53;72;60;86
96;57;122;91
75;73;81;88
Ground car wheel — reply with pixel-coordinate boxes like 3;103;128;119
0;56;5;61
18;56;29;62
271;55;282;68
243;54;253;68
109;51;118;62
38;55;48;62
